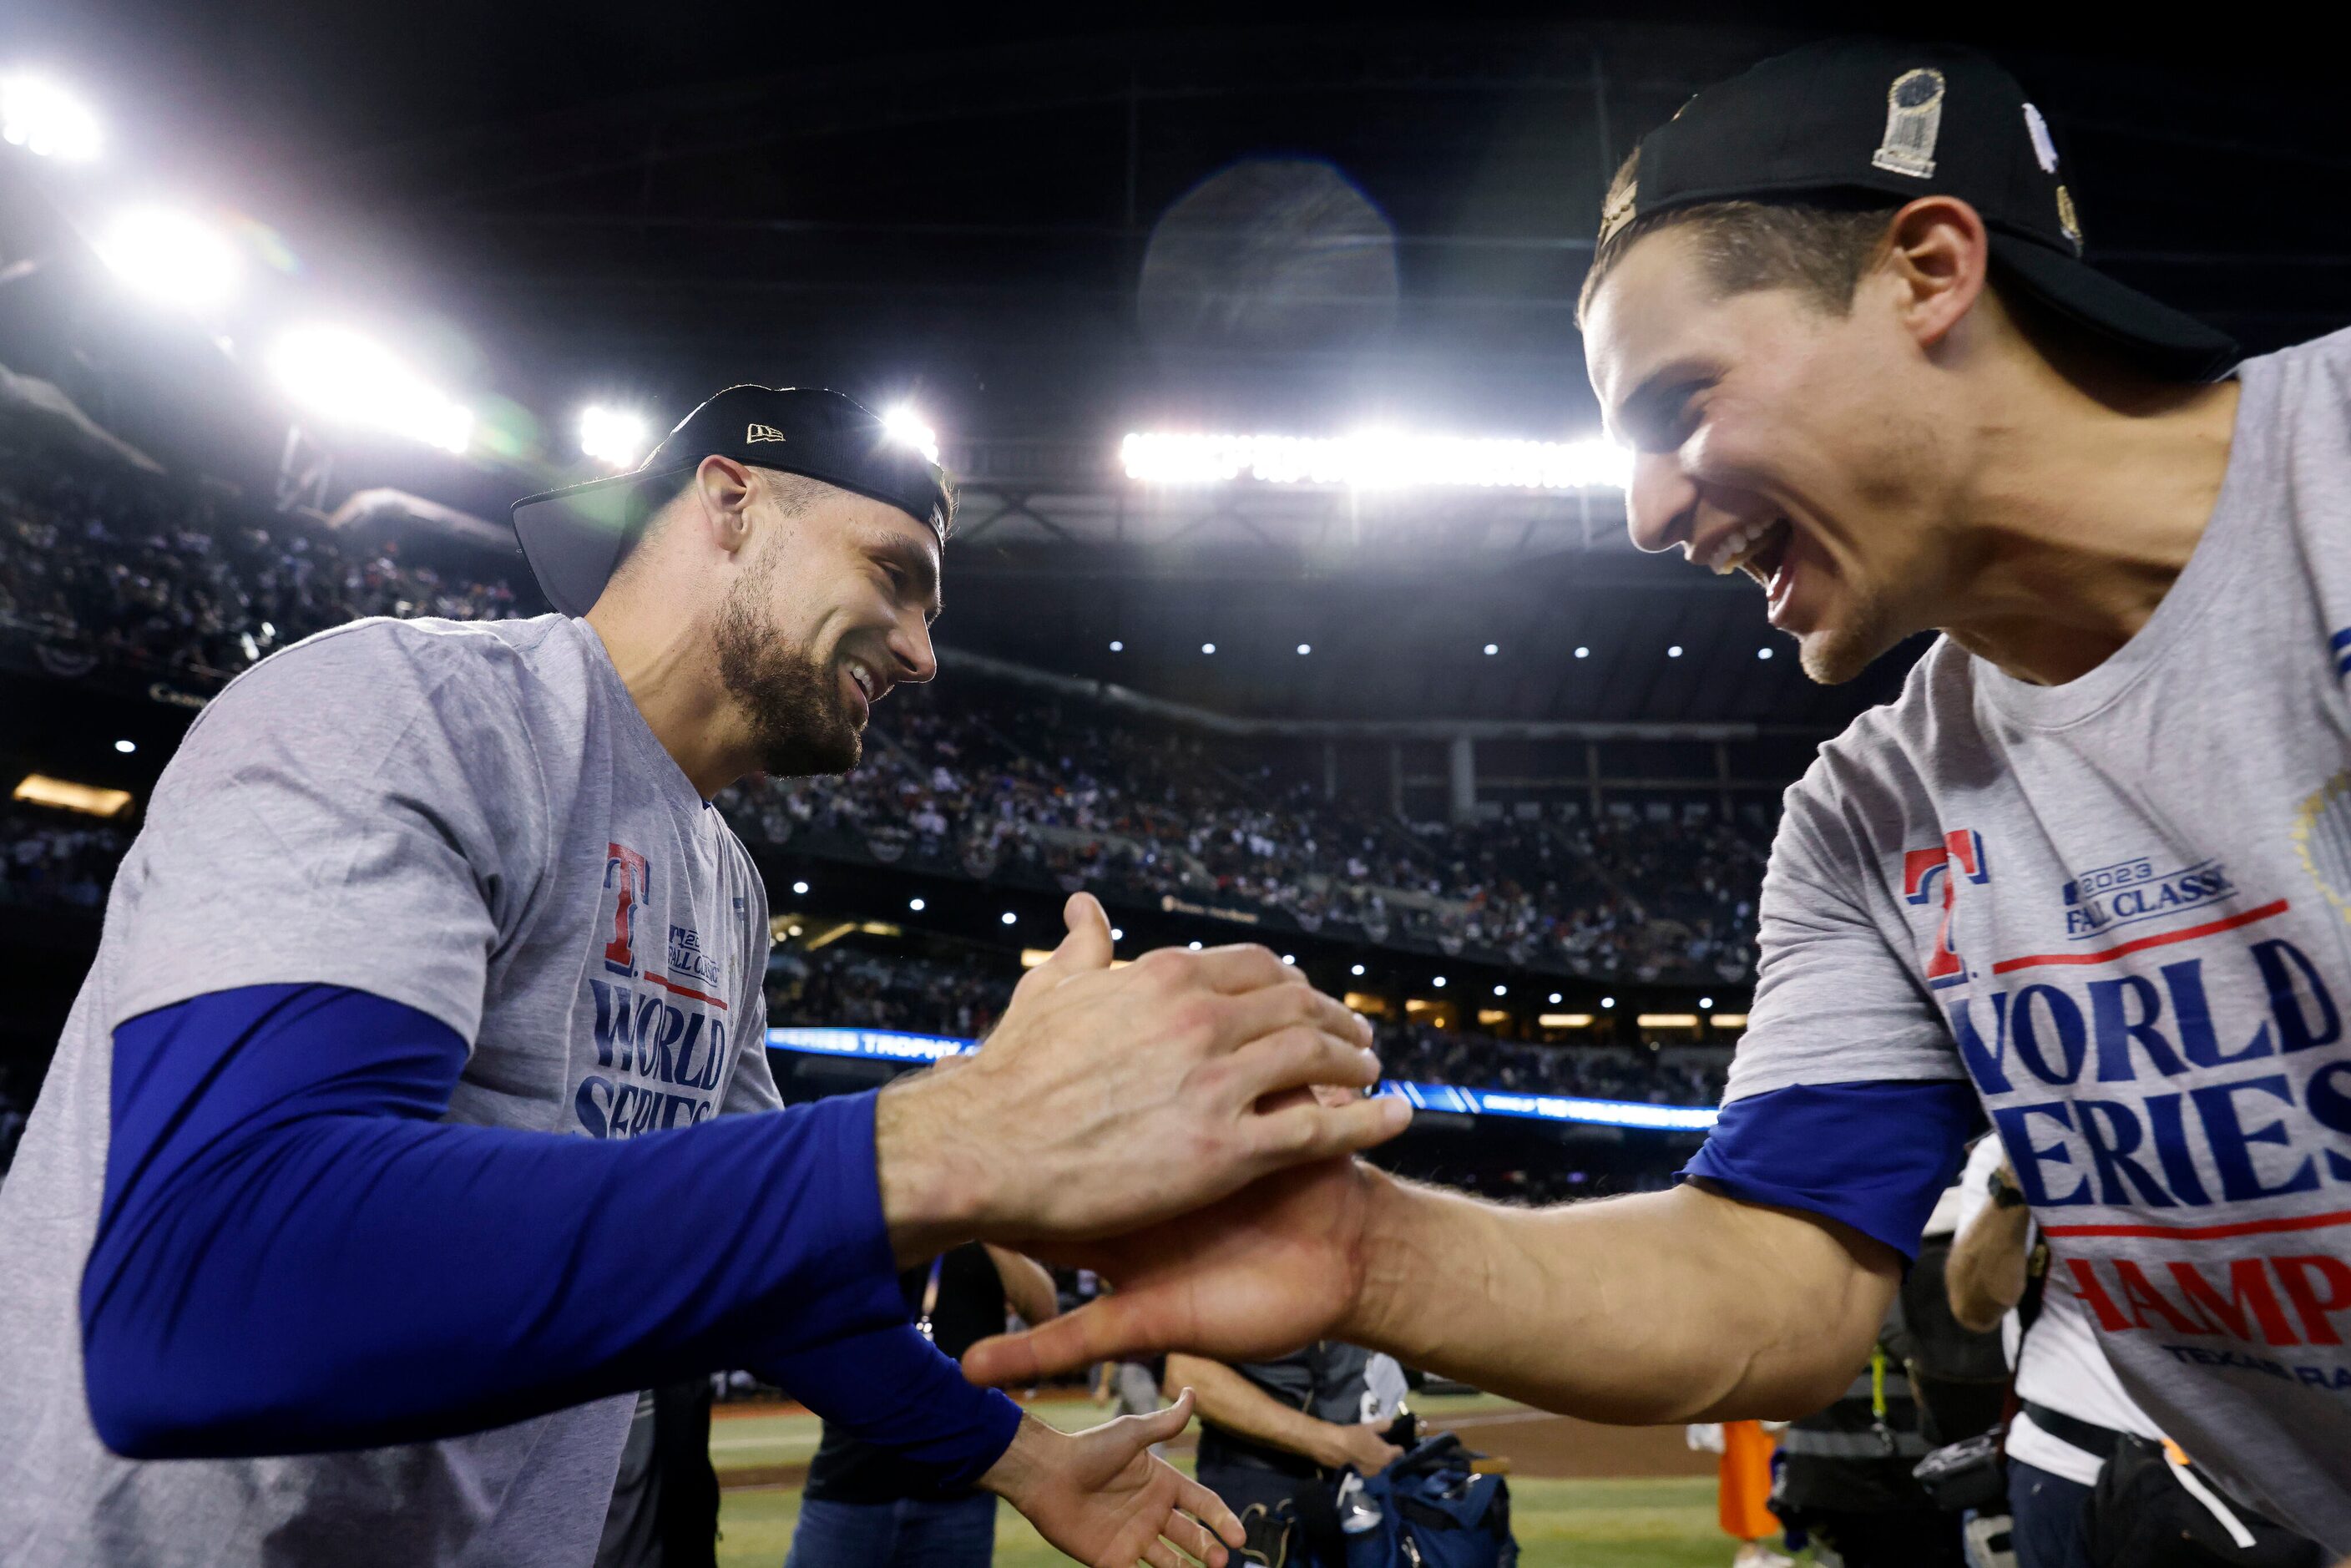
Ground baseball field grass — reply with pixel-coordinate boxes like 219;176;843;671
710;1394;1744;1567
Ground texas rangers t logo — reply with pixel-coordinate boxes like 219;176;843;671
603;843;650;978
1904;829;1990;984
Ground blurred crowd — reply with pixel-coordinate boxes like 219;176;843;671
0;805;128;911
764;943;1726;1110
1375;1021;1727;1105
764;944;1012;1042
0;440;520;682
2;446;1771;987
722;681;1768;984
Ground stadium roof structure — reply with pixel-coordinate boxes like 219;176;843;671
3;4;2343;733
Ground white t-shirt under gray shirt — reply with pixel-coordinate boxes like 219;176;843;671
1722;327;2351;1550
0;615;780;1568
1951;1134;2164;1488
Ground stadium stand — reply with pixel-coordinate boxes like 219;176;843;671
0;802;124;912
766;943;1727;1111
726;683;1768;984
3;443;1773;988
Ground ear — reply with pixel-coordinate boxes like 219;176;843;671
1881;195;1990;354
690;455;757;558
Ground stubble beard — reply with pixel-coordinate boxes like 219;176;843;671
714;555;864;777
1796;581;1902;686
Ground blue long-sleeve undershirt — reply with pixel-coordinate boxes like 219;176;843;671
82;983;1019;1486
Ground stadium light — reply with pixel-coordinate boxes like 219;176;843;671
113;738;135;754
1201;642;1216;655
1600;995;1615;1009
1757;647;1773;660
1297;643;1312;655
1120;430;1630;491
1109;640;1124;652
1110;927;1123;941
1352;964;1367;977
270;326;473;454
94;207;240;313
1432;975;1447;989
1575;646;1590;659
578;404;651;469
1483;643;1499;656
0;73;101;161
1699;996;1714;1009
13;773;130;817
908;897;926;912
999;911;1017;925
791;880;809;895
882;403;939;464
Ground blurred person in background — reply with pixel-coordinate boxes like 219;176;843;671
594;1379;725;1568
1165;1343;1410;1568
1947;1134;2165;1567
786;1243;1059;1568
1948;1139;2320;1567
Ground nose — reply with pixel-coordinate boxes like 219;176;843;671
1626;448;1699;556
890;612;938;687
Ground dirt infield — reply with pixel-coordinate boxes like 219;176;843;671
1419;1407;1715;1481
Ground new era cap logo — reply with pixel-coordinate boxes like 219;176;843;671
746;422;786;443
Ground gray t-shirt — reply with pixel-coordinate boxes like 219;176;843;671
1727;328;2351;1548
0;614;780;1567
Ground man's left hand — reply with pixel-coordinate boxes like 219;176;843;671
979;1390;1241;1567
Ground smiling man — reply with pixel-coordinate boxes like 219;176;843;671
958;42;2351;1558
0;386;1411;1567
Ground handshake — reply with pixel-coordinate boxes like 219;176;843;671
868;892;1418;1566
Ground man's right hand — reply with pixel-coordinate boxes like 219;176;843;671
1319;1422;1404;1476
873;893;1411;1263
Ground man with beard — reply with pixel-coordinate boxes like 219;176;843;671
958;42;2351;1561
0;386;1408;1567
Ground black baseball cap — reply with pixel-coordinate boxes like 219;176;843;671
511;385;953;617
1602;38;2237;381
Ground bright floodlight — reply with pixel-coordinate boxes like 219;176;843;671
882;403;939;464
578;404;651;468
1120;429;1630;491
270;326;473;455
94;207;240;312
0;74;101;161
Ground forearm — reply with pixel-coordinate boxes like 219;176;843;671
1347;1172;1897;1424
1165;1354;1347;1468
1945;1202;2032;1333
85;987;908;1458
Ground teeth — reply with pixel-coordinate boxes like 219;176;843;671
1705;518;1785;576
847;660;874;700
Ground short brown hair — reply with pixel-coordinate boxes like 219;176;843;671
1577;147;1900;323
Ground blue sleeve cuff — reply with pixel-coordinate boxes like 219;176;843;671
1679;1080;1980;1258
757;1323;1024;1494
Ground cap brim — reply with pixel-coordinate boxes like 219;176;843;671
1988;235;2238;382
509;463;693;617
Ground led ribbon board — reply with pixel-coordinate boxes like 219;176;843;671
766;1028;1718;1132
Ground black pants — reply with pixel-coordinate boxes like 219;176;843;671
1196;1464;1337;1568
1797;1506;1968;1568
